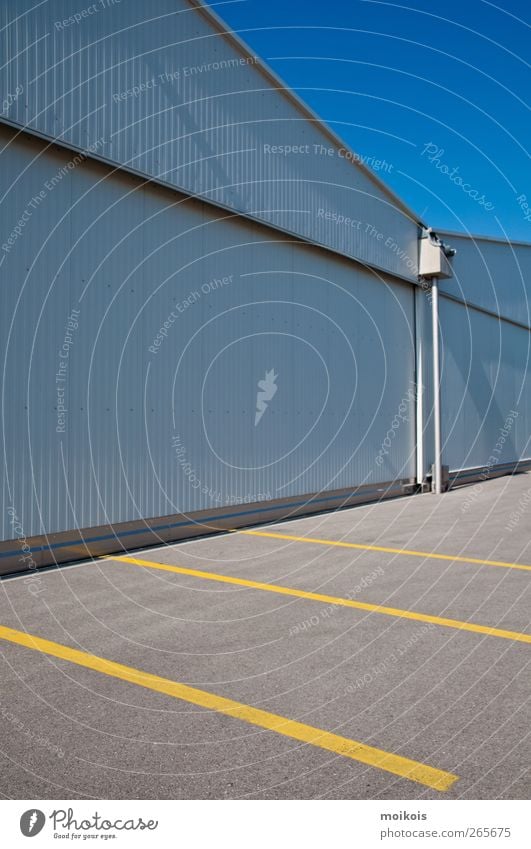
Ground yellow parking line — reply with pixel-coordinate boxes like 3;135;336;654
237;529;531;573
106;555;531;645
0;624;457;791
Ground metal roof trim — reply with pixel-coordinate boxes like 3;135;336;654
436;228;531;249
0;117;420;286
188;0;424;227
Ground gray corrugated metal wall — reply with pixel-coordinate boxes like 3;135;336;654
2;1;530;570
0;0;419;282
439;232;531;326
419;233;531;477
0;124;417;545
440;299;530;472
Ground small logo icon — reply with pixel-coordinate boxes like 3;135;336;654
20;810;45;837
255;369;278;426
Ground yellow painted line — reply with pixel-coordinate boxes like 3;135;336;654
0;625;456;791
237;529;531;573
106;555;531;645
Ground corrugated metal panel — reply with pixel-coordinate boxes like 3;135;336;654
438;231;531;326
0;125;416;541
439;297;531;472
0;0;420;282
414;285;435;479
0;481;411;575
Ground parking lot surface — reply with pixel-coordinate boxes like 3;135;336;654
0;473;530;799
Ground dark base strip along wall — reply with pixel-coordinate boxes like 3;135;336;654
4;462;531;579
0;480;412;578
448;459;531;488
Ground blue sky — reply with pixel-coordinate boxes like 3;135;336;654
211;0;531;241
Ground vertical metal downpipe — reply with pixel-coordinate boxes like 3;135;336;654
431;277;442;494
415;286;425;486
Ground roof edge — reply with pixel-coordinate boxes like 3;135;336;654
436;228;531;249
0;118;419;287
189;0;425;228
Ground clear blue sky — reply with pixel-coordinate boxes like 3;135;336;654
211;0;531;241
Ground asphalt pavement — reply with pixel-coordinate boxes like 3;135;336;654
0;472;529;799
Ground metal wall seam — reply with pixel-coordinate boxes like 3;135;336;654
0;0;420;282
1;124;417;542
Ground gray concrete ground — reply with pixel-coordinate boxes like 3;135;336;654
0;472;530;800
